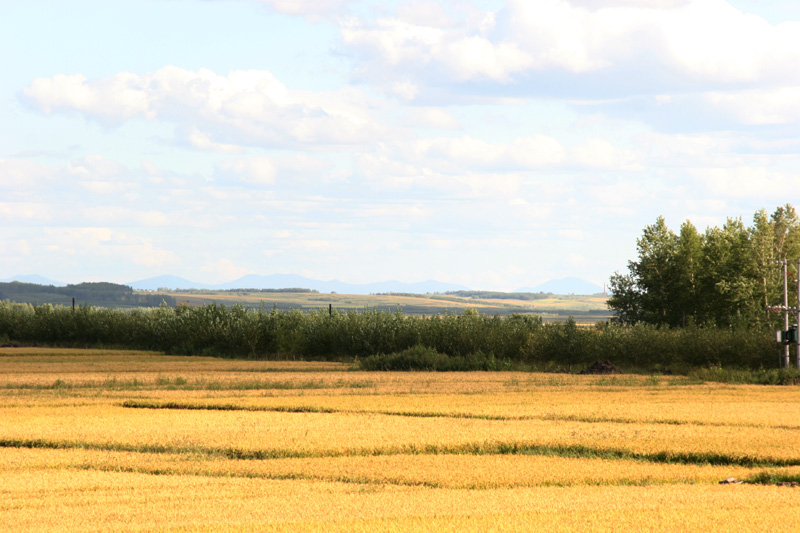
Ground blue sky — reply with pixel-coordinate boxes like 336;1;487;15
2;0;799;290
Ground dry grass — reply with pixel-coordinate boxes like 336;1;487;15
4;404;800;463
3;447;790;489
2;348;800;531
4;470;799;532
113;387;800;428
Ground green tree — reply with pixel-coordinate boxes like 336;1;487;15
608;206;799;329
674;221;703;326
631;216;680;324
750;209;778;317
700;218;758;327
771;204;800;260
607;271;642;325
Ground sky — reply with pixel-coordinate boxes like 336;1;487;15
2;0;800;291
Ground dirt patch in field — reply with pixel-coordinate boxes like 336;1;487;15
579;360;622;375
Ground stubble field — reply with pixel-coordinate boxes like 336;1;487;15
2;347;800;531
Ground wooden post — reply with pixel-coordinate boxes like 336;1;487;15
329;303;332;317
72;297;75;312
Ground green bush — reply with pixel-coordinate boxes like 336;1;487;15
358;345;511;371
688;366;800;385
0;300;783;373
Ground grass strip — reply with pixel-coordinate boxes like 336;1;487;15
119;400;800;430
122;400;338;414
744;471;800;486
1;378;375;392
76;463;442;488
2;437;798;468
75;463;696;490
121;400;500;418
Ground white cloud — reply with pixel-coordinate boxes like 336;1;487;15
341;0;800;97
199;258;253;282
400;107;461;129
690;166;794;198
658;0;800;84
43;227;114;254
24;67;386;150
353;203;429;221
572;0;690;7
410;135;566;171
272;153;332;178
78;181;130;195
66;155;123;178
24;73;154;124
390;79;421;100
258;0;348;18
441;36;533;82
558;229;586;240
215;153;334;186
0;239;32;257
397;0;457;27
187;128;244;153
341;14;534;84
702;87;800;125
43;227;177;267
0;202;53;223
83;207;171;227
217;157;277;185
292;239;335;250
565;252;589;267
571;138;642;170
355;150;527;198
0;159;52;188
584;179;652;215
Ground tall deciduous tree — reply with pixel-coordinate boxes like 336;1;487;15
632;216;680;324
700;218;759;327
608;205;799;328
607;271;641;325
674;221;703;326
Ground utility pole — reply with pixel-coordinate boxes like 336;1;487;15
796;259;800;370
784;260;790;369
770;259;799;369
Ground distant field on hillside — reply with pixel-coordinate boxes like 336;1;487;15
160;290;612;323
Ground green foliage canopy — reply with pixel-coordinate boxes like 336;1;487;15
608;205;800;328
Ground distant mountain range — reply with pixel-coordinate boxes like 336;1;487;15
2;274;604;296
127;274;469;295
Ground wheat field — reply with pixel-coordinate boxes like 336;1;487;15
2;348;800;531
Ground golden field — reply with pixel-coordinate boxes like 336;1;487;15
2;348;800;531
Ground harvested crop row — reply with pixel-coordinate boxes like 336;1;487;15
3;403;800;463
119;398;800;430
93;385;800;429
2;447;793;489
3;469;800;532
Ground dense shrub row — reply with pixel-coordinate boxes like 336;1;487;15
358;345;513;371
0;301;780;370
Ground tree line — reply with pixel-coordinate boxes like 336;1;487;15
608;205;800;328
0;282;175;308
